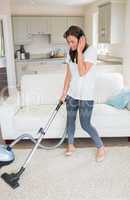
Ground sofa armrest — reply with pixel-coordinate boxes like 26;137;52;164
0;91;21;118
0;91;22;139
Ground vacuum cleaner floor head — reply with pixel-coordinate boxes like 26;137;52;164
1;173;20;189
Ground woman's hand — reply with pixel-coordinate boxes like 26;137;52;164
59;94;67;103
77;36;86;53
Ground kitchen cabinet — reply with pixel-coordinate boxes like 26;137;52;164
67;17;84;30
12;17;50;45
12;17;32;45
98;3;111;43
15;62;29;87
27;62;66;74
15;60;66;87
28;17;51;35
15;61;40;87
98;2;125;43
50;16;85;44
12;16;85;45
50;17;68;44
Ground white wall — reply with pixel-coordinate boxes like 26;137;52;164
23;35;67;55
123;0;130;88
25;35;51;55
14;35;51;55
84;2;97;45
0;0;16;95
0;0;10;15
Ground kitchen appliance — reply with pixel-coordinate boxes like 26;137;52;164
25;52;30;59
15;49;21;60
20;45;26;60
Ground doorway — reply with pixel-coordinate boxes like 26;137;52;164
0;19;8;98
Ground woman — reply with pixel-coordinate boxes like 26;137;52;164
60;26;106;162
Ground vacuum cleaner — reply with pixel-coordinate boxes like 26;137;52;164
0;100;66;189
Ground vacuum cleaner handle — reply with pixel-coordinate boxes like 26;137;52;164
56;100;63;111
56;97;67;111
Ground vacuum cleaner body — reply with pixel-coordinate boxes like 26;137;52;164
0;145;15;168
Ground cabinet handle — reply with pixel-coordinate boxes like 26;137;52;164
40;61;47;65
101;29;105;36
22;65;28;71
27;33;32;39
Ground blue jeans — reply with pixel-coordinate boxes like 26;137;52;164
66;95;104;149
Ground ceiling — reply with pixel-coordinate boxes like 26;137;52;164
11;0;96;6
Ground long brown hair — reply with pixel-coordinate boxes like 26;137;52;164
63;26;89;63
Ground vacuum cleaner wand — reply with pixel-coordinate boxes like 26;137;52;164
1;100;64;189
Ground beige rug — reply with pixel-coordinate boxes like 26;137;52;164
0;147;130;200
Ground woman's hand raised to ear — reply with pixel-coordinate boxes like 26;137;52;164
77;36;86;54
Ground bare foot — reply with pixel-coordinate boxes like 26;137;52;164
65;144;76;156
96;146;106;162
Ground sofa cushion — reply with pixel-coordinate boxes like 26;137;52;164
13;103;130;138
106;89;130;109
76;103;130;130
13;104;67;138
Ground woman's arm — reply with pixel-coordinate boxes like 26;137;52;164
77;36;93;77
77;52;93;77
60;64;71;100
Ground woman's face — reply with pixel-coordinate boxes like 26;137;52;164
66;35;78;51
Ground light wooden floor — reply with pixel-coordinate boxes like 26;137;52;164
0;126;130;148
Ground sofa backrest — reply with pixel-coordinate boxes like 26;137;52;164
93;72;124;103
21;73;65;106
20;72;124;106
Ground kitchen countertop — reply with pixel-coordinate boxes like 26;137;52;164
96;60;123;65
15;57;123;65
15;57;65;64
97;55;123;65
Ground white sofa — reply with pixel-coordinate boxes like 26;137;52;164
0;72;130;140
